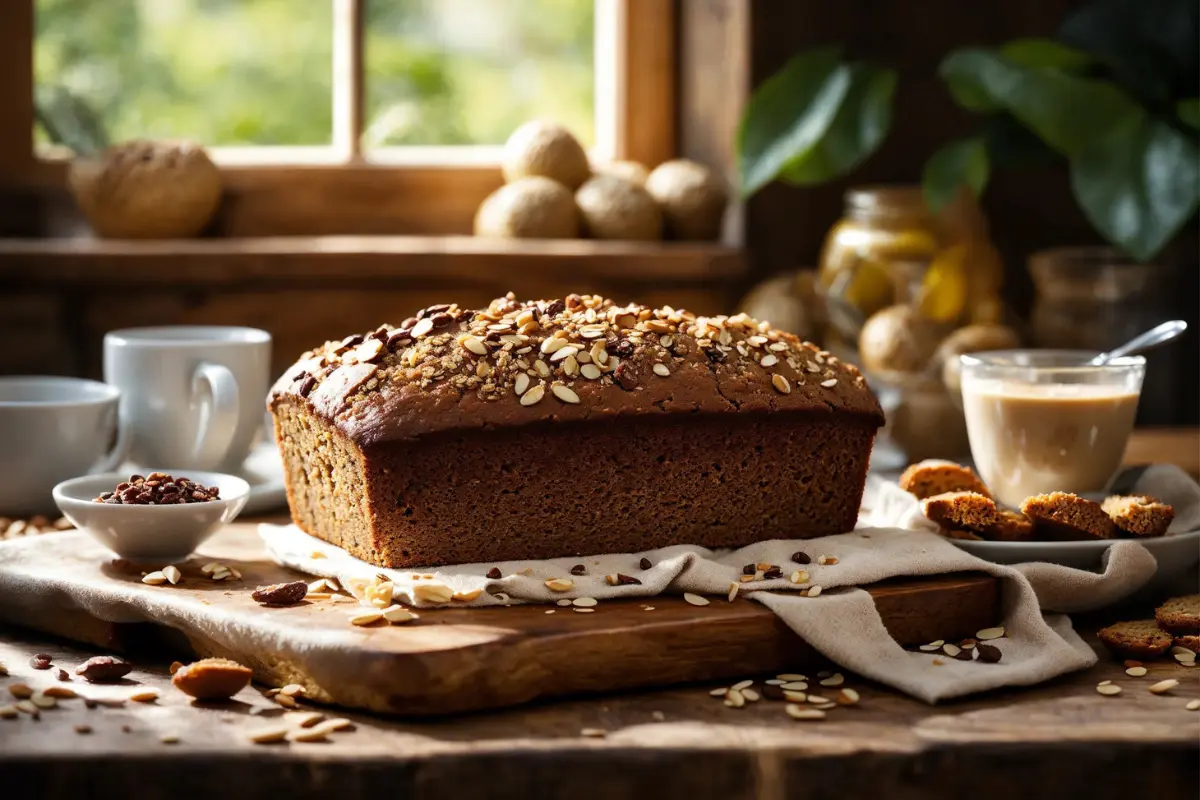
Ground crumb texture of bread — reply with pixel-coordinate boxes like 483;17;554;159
1102;495;1174;538
275;402;875;568
268;294;883;568
936;527;982;541
984;509;1036;542
922;492;1001;531
1097;620;1174;659
1174;634;1200;653
1155;594;1200;635
1020;492;1116;541
899;460;991;500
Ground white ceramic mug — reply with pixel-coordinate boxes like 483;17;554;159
0;376;129;515
104;326;272;473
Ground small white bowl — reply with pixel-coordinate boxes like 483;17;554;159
53;470;250;562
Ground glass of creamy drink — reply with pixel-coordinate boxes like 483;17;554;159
959;350;1145;509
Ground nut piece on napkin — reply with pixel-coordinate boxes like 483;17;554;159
69;139;222;238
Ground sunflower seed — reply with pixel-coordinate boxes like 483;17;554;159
520;383;546;406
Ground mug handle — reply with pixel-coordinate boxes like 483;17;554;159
90;405;132;474
190;362;240;470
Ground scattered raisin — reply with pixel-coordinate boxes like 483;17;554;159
639;557;652;571
30;654;52;670
486;567;502;580
570;564;587;576
76;656;133;684
791;551;812;565
251;581;308;606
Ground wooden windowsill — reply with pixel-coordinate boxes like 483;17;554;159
0;236;746;288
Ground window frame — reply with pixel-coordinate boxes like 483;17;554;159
0;0;676;236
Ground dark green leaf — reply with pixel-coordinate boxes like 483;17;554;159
1178;98;1200;130
939;49;1140;156
1000;38;1094;71
1059;0;1198;104
922;138;990;213
779;65;897;186
982;114;1061;170
939;55;1000;113
1070;114;1200;261
738;47;852;197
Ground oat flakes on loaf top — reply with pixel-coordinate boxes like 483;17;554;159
269;293;884;445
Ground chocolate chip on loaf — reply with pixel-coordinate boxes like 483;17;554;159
1020;492;1117;541
899;460;991;500
1097;620;1174;659
1102;495;1174;538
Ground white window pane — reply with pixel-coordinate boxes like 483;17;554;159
364;0;594;148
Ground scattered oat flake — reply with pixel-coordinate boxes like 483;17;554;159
777;673;805;681
1149;679;1179;695
683;593;710;607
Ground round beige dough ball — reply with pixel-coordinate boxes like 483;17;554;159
69;139;222;238
937;323;1021;395
474;176;580;239
858;305;943;376
502;121;591;190
591;160;650;186
574;175;662;241
644;159;728;240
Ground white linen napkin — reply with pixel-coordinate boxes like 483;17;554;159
261;464;1199;704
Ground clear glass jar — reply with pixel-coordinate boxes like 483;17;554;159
1028;247;1177;425
818;186;1005;345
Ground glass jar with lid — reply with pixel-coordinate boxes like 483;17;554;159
817;186;1008;467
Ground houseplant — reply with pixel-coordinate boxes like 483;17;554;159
737;0;1199;263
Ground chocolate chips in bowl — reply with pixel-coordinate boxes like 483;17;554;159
53;469;250;562
94;473;221;505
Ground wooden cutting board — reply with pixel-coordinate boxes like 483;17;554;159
0;524;998;715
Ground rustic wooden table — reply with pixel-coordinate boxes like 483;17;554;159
2;427;1198;799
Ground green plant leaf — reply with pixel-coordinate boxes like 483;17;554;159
1070;114;1200;261
982;113;1061;170
779;64;897;186
939;49;1139;156
1178;98;1200;130
922;137;990;213
1000;38;1094;71
737;47;853;197
1059;0;1198;106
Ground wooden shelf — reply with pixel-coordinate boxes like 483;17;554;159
0;236;746;288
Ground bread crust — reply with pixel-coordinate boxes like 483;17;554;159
1097;620;1174;659
1020;492;1117;541
1156;594;1200;635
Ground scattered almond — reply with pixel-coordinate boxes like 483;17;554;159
42;686;78;699
1125;666;1148;677
8;684;33;699
30;692;57;709
452;588;483;602
248;725;290;744
1186;699;1200;711
162;565;182;585
382;605;417;624
976;626;1005;641
819;673;844;687
413;583;454;604
581;727;607;738
142;571;167;586
683;593;710;607
350;610;384;626
129;689;159;703
0;705;18;719
545;578;574;592
785;705;825;720
292;711;325;728
1149;679;1179;695
172;658;252;700
837;688;860;706
1096;683;1122;696
708;687;727;697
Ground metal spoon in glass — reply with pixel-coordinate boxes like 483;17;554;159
1087;320;1188;366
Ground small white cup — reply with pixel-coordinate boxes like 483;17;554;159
104;326;272;474
0;376;129;515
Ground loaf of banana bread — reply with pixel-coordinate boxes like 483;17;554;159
268;294;884;568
